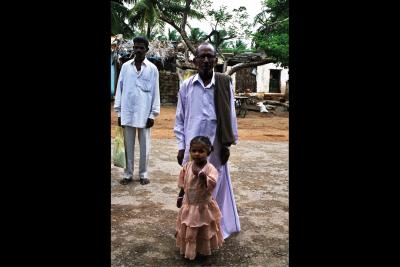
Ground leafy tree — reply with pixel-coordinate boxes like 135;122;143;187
152;0;278;75
154;0;205;54
168;29;182;41
203;5;252;59
112;1;287;75
224;0;289;75
125;0;203;43
222;39;254;54
111;0;134;37
188;27;206;43
112;0;202;41
233;39;247;50
253;0;288;67
128;0;166;39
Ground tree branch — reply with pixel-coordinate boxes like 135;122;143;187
263;17;289;34
203;30;219;41
158;12;179;32
180;31;196;55
181;0;193;30
270;17;289;27
221;34;236;41
226;58;275;76
159;16;196;54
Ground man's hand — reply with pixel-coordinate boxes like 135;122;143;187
118;117;124;128
220;146;230;165
177;197;183;208
177;149;185;166
177;188;184;208
145;118;154;128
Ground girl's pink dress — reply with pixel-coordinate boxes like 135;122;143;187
175;161;224;259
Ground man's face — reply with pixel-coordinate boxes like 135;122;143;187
133;42;147;59
195;44;217;77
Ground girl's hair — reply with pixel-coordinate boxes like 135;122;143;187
190;136;213;153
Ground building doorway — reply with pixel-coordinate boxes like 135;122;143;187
269;69;281;93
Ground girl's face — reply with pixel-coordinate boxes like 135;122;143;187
190;143;209;164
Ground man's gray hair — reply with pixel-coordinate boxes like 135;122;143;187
195;42;217;56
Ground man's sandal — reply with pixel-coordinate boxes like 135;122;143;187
139;178;150;185
120;178;133;185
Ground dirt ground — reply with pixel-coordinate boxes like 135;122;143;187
111;104;288;142
111;103;288;266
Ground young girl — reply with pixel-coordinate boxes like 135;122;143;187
175;136;224;260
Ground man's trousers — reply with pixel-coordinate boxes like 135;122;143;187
123;126;150;180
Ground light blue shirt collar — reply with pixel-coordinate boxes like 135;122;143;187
193;71;215;89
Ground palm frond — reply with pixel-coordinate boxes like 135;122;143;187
159;1;204;20
111;1;134;36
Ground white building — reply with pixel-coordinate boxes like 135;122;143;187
223;53;289;95
228;63;289;94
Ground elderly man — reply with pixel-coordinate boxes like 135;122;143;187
114;36;160;185
174;42;240;239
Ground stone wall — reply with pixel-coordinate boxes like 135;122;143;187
159;71;179;104
235;68;257;93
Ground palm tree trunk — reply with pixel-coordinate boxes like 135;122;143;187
146;23;151;39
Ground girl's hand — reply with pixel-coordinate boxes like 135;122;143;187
198;171;207;187
192;164;201;176
198;172;206;180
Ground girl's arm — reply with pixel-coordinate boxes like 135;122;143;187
198;165;218;192
178;164;186;188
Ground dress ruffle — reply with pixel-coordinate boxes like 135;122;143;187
177;200;222;227
176;220;224;259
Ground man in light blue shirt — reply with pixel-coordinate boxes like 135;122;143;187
114;36;160;185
